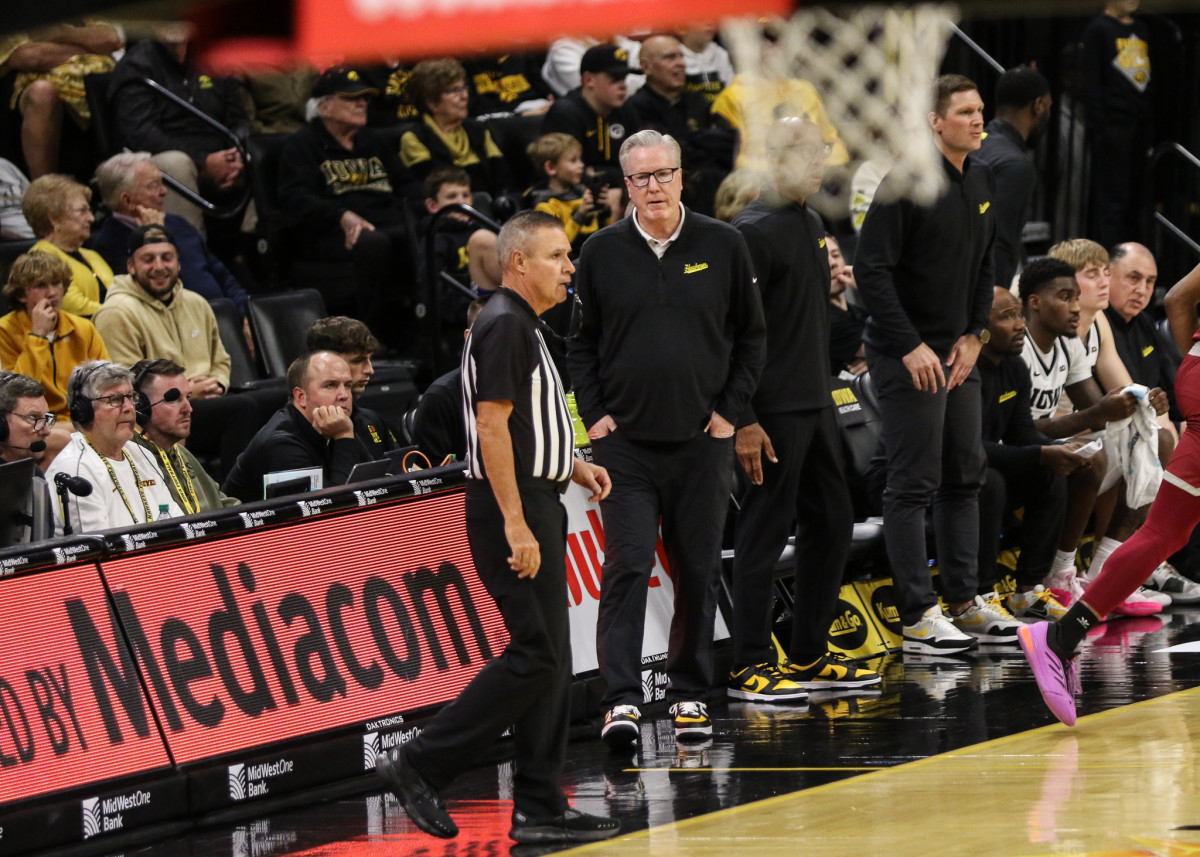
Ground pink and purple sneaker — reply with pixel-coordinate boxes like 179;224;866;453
1017;622;1078;726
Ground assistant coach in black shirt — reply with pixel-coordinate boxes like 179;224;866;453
377;211;618;845
857;74;999;655
728;117;879;702
570;129;765;746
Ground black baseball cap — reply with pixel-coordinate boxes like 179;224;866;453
127;224;176;256
580;45;636;78
313;66;379;98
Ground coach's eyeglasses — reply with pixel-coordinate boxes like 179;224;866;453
625;168;680;188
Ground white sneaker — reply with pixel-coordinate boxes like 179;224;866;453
1145;562;1200;604
903;605;978;655
1044;567;1086;607
949;594;1022;644
1006;585;1068;621
1135;585;1172;608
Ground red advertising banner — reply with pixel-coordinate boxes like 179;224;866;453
0;564;172;805
295;0;789;63
97;491;508;764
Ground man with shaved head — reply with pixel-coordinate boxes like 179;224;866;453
727;117;880;704
1103;242;1177;416
628;33;733;215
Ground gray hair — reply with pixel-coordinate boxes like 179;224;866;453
0;372;45;414
495;210;564;272
68;360;133;426
618;130;682;174
95;152;157;209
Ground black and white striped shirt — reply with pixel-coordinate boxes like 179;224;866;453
462;288;575;483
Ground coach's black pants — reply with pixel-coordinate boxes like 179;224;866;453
403;478;571;817
592;431;734;708
732;408;854;667
978;462;1067;592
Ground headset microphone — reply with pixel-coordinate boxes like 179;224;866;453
6;440;47;453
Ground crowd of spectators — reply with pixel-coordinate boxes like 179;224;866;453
3;6;1200;694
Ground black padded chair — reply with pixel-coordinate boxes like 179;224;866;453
248;289;328;378
210;297;287;396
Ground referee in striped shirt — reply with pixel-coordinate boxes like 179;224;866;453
378;210;619;844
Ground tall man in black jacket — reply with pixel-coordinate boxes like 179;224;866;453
569;129;765;746
857;75;1016;655
728;117;880;703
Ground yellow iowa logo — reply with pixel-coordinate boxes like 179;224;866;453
999;390;1016;403
683;262;709;274
818;237;826;248
348;70;359;81
979;202;990;214
1143;344;1155;357
198;75;213;89
615;48;628;62
831;387;858;407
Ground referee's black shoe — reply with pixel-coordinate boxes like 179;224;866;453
510;807;621;843
376;747;458;838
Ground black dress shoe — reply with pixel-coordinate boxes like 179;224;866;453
509;807;621;843
376;747;458;838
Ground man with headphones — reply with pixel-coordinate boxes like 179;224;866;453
0;370;55;543
45;360;181;535
130;358;240;514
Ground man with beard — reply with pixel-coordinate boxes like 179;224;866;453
973;66;1052;289
976;287;1085;619
130;358;239;513
93;224;266;477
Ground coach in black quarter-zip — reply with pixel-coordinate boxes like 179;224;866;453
569;129;765;747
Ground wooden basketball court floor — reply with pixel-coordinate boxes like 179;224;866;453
106;607;1200;857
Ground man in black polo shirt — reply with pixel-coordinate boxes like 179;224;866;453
728;117;879;703
570;129;765;746
377;211;618;845
857;74;1016;654
1103;242;1177;416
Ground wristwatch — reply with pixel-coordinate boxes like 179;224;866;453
970;326;991;345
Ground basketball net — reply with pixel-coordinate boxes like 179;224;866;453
723;4;960;208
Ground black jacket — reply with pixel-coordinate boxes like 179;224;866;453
411;367;466;463
568;208;765;442
1104;307;1178;415
857;154;996;359
974;119;1035;291
541;90;642;184
627;86;734;172
221;405;372;502
109;39;248;168
979;353;1049;471
277;120;415;243
733;193;832;420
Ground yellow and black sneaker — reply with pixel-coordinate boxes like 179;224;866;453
727;663;809;702
780;652;883;690
668;701;713;742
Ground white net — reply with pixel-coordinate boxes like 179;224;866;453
722;4;960;210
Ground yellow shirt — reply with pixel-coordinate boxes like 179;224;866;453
31;239;113;317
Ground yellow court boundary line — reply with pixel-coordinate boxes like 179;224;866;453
564;684;1200;854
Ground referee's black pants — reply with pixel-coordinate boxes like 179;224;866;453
402;478;571;817
592;431;734;708
731;408;853;667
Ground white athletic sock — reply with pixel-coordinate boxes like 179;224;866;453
1087;537;1123;581
1048;550;1077;579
